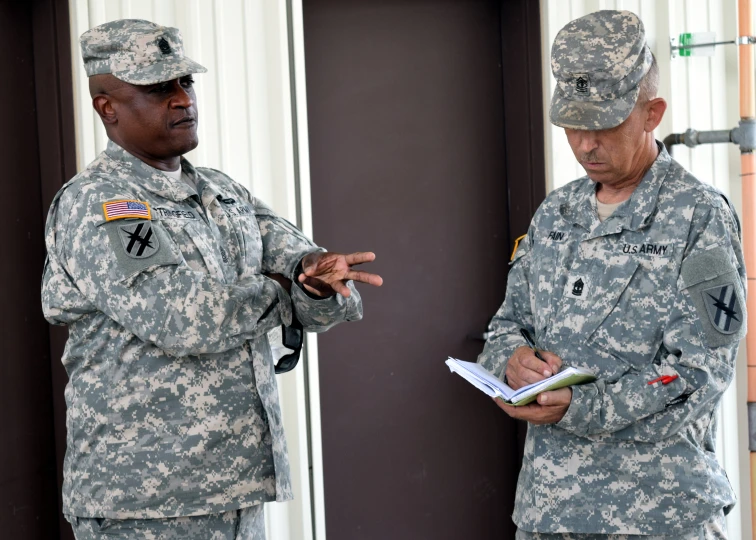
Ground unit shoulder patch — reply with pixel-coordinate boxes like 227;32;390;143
102;220;181;280
103;199;151;221
701;283;742;335
680;246;746;347
117;222;159;259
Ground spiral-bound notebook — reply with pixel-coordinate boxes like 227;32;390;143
445;357;595;406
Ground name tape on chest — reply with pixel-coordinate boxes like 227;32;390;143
621;243;674;256
225;205;253;217
215;195;253;217
103;200;151;221
153;207;198;220
546;230;569;242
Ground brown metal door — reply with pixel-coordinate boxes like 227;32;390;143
303;0;544;538
1;0;77;538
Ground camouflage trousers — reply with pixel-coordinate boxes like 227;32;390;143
66;504;265;540
515;509;726;540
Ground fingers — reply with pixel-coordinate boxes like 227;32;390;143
345;270;383;287
330;280;352;297
343;251;376;265
536;387;572;406
493;398;539;419
300;276;352;298
539;350;563;374
520;355;553;378
493;398;518;414
507;355;550;388
506;347;544;390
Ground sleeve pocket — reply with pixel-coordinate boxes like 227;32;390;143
680;246;746;348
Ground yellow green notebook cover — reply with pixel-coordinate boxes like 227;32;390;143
445;357;596;406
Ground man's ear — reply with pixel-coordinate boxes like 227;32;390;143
644;97;667;133
92;95;117;125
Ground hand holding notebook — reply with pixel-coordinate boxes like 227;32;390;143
445;357;595;406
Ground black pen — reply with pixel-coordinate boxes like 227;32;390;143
519;328;545;361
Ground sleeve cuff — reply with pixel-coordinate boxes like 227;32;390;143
265;277;293;327
555;382;597;436
289;248;327;283
290;279;363;330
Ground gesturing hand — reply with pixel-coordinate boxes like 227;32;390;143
298;251;383;298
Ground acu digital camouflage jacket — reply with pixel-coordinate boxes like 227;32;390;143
478;144;745;535
42;140;362;519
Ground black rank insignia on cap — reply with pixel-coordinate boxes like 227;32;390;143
702;283;742;334
118;222;159;259
575;76;589;94
158;37;172;55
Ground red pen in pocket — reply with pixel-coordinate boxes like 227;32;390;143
647;375;679;385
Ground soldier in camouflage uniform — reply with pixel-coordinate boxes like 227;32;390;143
478;11;743;539
42;19;382;539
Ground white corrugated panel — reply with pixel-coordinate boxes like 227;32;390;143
541;1;749;537
67;1;320;539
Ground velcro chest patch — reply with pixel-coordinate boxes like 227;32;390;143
564;274;590;299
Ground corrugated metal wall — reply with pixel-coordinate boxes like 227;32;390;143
541;1;750;537
67;2;318;539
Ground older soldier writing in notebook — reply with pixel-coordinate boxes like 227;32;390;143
479;10;744;539
42;19;382;540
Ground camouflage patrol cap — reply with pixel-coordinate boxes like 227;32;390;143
550;10;653;130
80;19;207;85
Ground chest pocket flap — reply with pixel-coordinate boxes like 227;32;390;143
580;259;641;342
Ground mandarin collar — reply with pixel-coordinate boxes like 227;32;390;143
103;139;198;202
559;141;672;235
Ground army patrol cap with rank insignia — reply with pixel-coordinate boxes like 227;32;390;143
549;10;653;130
80;19;207;85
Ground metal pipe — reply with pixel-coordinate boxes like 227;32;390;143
738;0;756;533
663;133;684;152
685;129;733;146
664;4;756;530
663;121;756;154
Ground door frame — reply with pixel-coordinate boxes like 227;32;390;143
35;0;78;537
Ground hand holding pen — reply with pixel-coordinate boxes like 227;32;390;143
504;328;563;391
519;328;545;362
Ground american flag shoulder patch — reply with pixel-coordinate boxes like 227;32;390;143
103;200;152;221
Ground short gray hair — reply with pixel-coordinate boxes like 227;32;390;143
637;52;659;102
